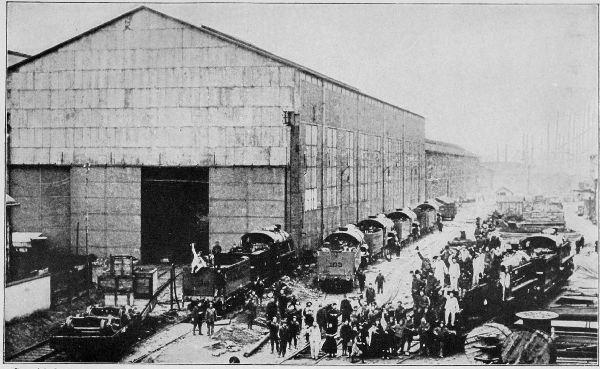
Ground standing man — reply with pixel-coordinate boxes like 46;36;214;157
411;270;423;308
268;317;280;354
340;294;352;322
303;302;314;333
245;297;257;329
375;271;385;294
432;256;448;287
308;322;321;360
253;277;265;306
448;257;460;292
205;301;217;336
366;283;376;305
212;241;222;267
191;301;204;335
316;304;328;332
266;297;278;322
278;321;290;358
356;269;366;293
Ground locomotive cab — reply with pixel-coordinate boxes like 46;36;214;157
231;225;296;282
317;224;364;291
357;214;396;261
519;235;573;299
387;208;417;248
414;200;439;234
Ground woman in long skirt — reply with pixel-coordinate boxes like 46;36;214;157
323;322;338;358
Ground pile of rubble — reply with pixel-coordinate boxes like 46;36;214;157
208;323;268;357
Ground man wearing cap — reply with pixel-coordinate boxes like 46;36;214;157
416;246;432;275
316;303;328;332
340;294;352;322
365;283;376;305
375;271;385;294
266;297;278;322
411;270;423;308
356;269;366;293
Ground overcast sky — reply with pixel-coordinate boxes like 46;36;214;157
7;2;598;161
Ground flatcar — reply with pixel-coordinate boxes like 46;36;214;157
386;208;417;248
414;200;439;234
50;305;140;360
182;254;251;309
316;224;364;291
357;214;396;262
229;225;296;283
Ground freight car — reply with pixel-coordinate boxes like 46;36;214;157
356;214;396;262
229;225;296;283
414;200;439;234
316;224;364;291
183;225;297;310
386;208;417;249
182;254;252;310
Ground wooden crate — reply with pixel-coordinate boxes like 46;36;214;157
104;292;117;306
98;275;133;292
116;292;135;306
116;276;134;292
110;255;134;276
133;267;159;299
98;274;118;291
104;292;135;306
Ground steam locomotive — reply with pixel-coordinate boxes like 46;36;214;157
182;225;297;309
462;234;574;326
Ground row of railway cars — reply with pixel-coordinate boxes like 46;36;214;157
316;199;444;291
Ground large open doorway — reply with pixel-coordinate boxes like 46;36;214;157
141;167;209;264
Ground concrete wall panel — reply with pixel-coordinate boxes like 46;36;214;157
9;166;71;253
8;9;289;168
209;167;285;252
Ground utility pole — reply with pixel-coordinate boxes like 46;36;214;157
84;163;91;300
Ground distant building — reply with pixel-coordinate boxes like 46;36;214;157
424;139;479;201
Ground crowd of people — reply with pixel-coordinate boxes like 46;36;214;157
188;212;541;362
253;213;533;362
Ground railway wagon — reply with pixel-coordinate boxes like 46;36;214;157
414;200;439;234
521;235;573;296
50;306;140;360
435;196;458;220
229;225;297;283
357;214;395;262
316;224;364;291
462;234;574;325
386;208;417;247
182;254;251;309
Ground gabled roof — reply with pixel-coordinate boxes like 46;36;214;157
8;6;424;119
425;139;478;158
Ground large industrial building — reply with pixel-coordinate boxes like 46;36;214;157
424;139;479;201
7;6;480;263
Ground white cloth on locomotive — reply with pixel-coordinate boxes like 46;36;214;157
191;244;208;273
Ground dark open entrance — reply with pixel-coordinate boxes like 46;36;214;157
141;167;209;264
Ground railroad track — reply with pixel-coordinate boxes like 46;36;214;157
6;339;59;362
